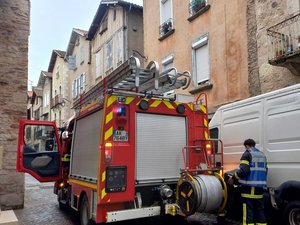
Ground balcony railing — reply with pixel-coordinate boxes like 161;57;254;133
50;94;63;108
159;18;174;38
189;0;208;17
267;12;300;75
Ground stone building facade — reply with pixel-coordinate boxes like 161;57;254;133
248;0;300;95
0;0;30;209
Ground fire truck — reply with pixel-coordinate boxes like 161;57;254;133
16;57;227;225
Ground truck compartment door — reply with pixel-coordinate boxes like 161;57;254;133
16;120;62;182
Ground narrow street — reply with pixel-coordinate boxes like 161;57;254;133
14;175;242;225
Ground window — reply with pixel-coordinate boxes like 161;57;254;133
160;0;173;37
72;80;77;98
77;78;80;97
162;55;175;96
56;65;60;79
95;49;103;79
68;55;77;70
209;127;219;153
106;39;113;71
160;0;172;24
113;9;117;21
79;73;86;94
162;54;175;74
189;0;208;17
80;46;84;64
192;34;210;86
116;30;123;66
43;91;50;107
100;15;108;35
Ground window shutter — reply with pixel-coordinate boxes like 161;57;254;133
68;56;77;70
106;40;113;70
82;73;86;92
161;0;172;23
77;78;80;96
72;80;74;98
195;43;210;84
80;46;84;63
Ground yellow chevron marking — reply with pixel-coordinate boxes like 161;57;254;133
101;188;107;199
187;103;193;111
125;97;134;105
204;119;208;127
200;105;207;114
106;111;113;124
205;131;209;139
102;171;106;182
163;101;175;109
68;178;97;189
107;96;117;107
104;127;113;141
150;100;161;108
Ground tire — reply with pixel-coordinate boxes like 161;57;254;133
284;200;300;225
79;195;94;225
58;189;68;210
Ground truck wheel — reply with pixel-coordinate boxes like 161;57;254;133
284;200;300;225
79;195;94;225
58;189;67;210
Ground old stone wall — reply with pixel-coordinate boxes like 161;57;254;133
0;0;30;209
251;0;300;94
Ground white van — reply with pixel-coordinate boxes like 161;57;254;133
209;84;300;225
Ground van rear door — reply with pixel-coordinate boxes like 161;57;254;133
16;120;62;182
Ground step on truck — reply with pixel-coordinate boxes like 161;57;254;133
209;83;300;225
16;57;228;225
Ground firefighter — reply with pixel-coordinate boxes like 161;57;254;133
228;139;268;225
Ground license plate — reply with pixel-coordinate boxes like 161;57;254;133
113;130;128;141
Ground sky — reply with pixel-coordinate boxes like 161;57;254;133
29;0;143;90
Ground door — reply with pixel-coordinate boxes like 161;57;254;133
16;120;62;182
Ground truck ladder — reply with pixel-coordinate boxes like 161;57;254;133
73;56;191;110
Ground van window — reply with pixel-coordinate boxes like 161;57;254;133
210;128;219;153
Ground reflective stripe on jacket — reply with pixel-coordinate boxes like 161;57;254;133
239;147;267;188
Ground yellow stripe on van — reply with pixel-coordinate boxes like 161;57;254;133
104;127;113;141
106;111;113;124
163;101;175;109
150;100;161;108
107;96;117;107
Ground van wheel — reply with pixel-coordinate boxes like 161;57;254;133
79;195;94;225
284;200;300;225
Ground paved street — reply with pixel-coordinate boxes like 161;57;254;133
14;174;241;225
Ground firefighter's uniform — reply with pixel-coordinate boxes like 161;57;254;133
233;147;267;225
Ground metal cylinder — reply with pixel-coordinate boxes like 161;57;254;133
177;174;225;216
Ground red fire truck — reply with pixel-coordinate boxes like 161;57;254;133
16;57;227;225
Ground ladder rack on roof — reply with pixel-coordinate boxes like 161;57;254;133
73;56;191;110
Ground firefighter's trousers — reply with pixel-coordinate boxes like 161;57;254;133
242;197;267;225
